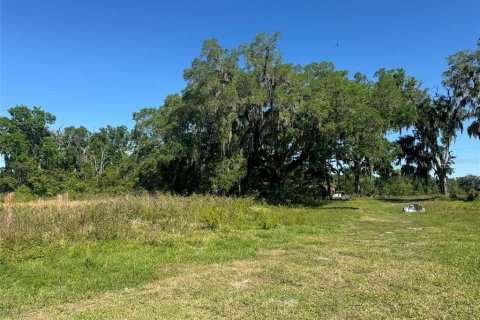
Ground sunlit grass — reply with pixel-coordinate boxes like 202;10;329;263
0;196;479;318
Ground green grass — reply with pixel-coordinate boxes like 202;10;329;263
0;195;479;319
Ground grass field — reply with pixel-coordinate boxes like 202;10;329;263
1;195;479;319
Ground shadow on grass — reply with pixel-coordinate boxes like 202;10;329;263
261;194;361;209
261;196;328;208
378;196;442;203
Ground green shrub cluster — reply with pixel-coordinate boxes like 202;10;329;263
466;188;479;202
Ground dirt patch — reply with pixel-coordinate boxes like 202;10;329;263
230;279;250;289
271;297;298;306
359;215;391;222
257;248;287;257
315;256;332;261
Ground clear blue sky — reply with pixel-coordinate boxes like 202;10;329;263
1;0;479;176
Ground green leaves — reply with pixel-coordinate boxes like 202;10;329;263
442;41;480;138
2;36;478;199
372;68;419;131
0;106;58;192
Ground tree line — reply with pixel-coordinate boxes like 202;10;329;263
1;34;479;201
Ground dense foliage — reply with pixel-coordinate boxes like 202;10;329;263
1;34;479;200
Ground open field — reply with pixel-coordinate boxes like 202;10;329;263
1;195;479;319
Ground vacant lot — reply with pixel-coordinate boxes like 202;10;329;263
1;196;479;319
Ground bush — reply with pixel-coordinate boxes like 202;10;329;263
360;177;377;196
448;179;463;199
14;185;36;202
458;175;480;192
466;188;479;202
0;175;17;193
378;175;414;196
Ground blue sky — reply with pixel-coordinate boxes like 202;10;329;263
1;0;479;176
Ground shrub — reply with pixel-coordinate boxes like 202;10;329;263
360;177;377;196
14;185;35;202
379;175;414;196
0;175;17;193
458;175;480;192
466;188;479;202
249;206;278;229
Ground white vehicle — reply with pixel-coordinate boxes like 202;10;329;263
331;191;347;200
403;204;426;213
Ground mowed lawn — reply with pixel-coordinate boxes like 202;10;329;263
1;197;479;319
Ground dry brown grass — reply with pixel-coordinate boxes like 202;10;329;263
0;194;271;244
3;192;14;228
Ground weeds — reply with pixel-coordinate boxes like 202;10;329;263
0;196;478;319
3;192;14;229
0;194;280;244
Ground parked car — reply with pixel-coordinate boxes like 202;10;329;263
331;191;347;200
403;204;426;213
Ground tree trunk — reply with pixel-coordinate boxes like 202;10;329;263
336;158;341;193
269;169;284;200
326;173;331;199
434;154;449;196
354;161;361;194
438;171;448;195
354;173;361;194
271;179;284;200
